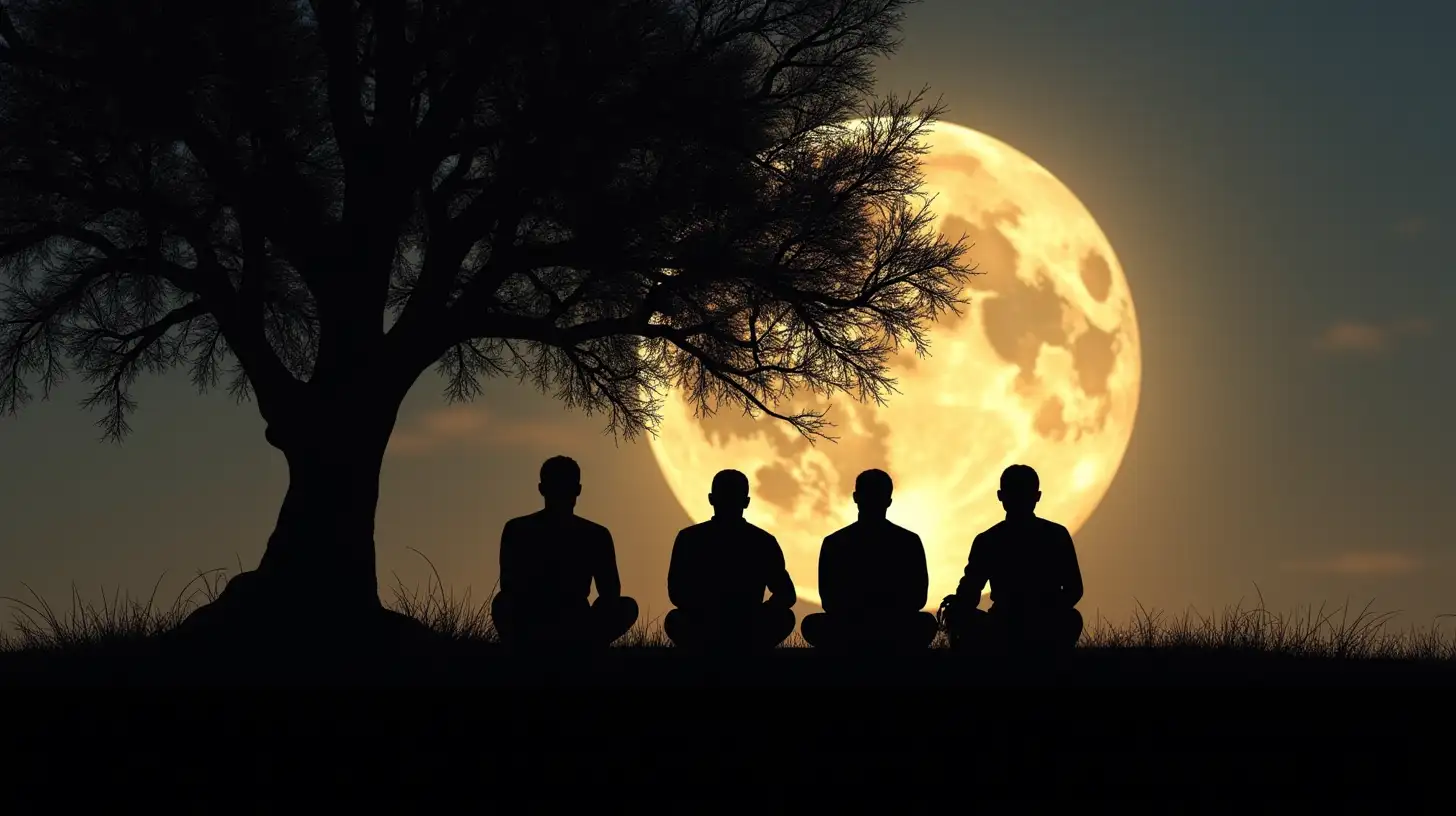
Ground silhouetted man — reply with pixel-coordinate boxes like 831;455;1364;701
800;469;939;653
941;464;1084;657
491;456;639;652
664;470;797;653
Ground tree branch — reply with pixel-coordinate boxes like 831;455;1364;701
371;0;414;152
412;6;494;163
0;3;23;50
310;0;369;171
75;298;207;440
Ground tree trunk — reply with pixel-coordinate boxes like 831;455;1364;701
253;417;391;614
174;386;424;647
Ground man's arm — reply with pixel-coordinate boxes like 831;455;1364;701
498;520;520;596
954;533;990;608
667;530;693;609
816;537;839;614
1058;527;1084;608
764;535;796;609
593;527;623;601
905;533;930;612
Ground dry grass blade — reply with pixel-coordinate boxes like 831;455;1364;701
3;567;1455;662
1;569;228;652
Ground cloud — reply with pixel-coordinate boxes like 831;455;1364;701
1391;316;1436;336
1312;317;1434;356
386;405;586;458
1391;216;1430;239
1283;552;1420;576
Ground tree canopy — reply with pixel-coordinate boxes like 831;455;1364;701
0;0;973;450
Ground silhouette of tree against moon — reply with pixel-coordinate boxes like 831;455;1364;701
699;207;1126;467
652;124;1139;606
0;0;976;638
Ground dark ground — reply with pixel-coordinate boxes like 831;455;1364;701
5;585;1454;805
3;641;1450;803
8;633;1456;687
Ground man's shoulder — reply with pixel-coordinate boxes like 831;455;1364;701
502;512;540;531
504;511;609;536
675;520;714;542
978;516;1069;540
884;520;923;545
822;520;918;550
1034;517;1071;537
822;524;853;546
566;514;611;535
742;520;779;544
976;520;1009;540
676;518;777;544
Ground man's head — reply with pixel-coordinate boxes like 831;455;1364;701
997;464;1041;516
853;469;893;515
538;455;582;508
708;469;751;518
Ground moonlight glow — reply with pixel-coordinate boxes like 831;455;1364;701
647;121;1142;609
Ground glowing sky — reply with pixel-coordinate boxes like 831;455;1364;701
3;0;1454;631
646;121;1142;608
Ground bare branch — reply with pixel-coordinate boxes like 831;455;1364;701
310;0;368;170
0;4;23;50
72;298;207;440
2;0;973;452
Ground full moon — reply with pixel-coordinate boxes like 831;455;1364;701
647;121;1142;610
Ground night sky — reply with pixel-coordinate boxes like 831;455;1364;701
3;0;1453;632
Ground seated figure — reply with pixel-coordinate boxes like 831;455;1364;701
801;469;939;653
491;456;639;652
941;464;1084;657
664;470;797;654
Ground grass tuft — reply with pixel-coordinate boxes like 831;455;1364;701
1082;586;1456;662
1;569;229;653
3;566;1454;662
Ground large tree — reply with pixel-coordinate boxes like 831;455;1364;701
0;0;972;629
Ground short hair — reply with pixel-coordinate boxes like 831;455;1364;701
854;469;893;503
539;455;581;488
1000;464;1039;493
711;469;750;498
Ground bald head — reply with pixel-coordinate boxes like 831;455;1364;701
853;469;893;517
538;455;582;511
709;469;750;519
997;464;1041;516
